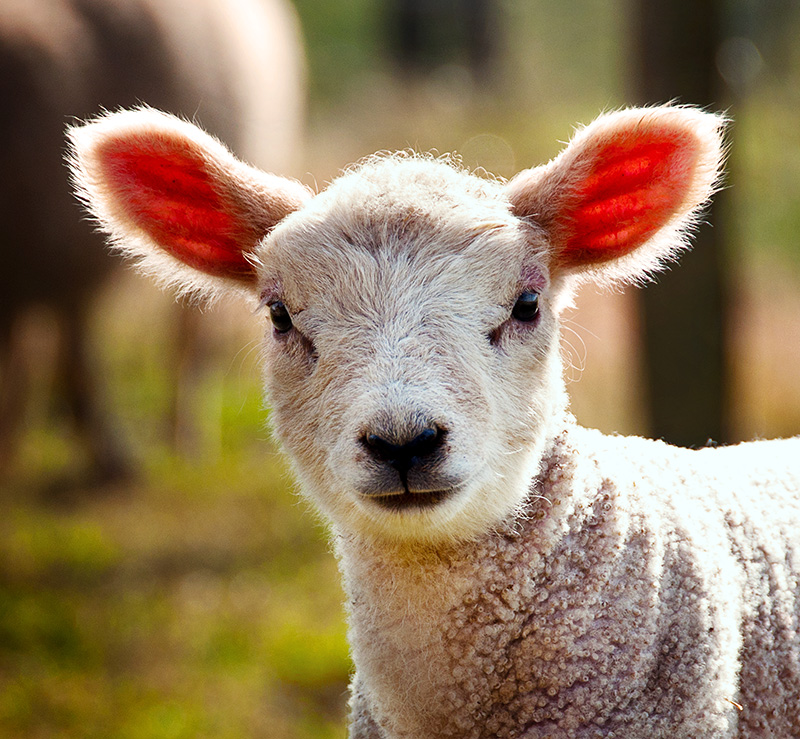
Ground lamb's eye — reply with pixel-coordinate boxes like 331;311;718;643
511;291;540;322
269;301;293;333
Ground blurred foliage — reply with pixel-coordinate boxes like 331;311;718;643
293;0;800;267
1;280;350;738
3;0;800;737
0;449;350;738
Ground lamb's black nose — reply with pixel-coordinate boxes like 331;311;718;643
362;425;446;477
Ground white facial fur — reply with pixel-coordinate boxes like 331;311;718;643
254;155;567;544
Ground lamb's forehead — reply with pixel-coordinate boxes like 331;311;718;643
329;152;506;209
258;154;536;303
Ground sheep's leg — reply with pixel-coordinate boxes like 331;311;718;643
0;312;30;473
57;307;131;484
168;306;221;460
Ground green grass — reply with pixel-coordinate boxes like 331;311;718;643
0;293;351;737
0;451;351;738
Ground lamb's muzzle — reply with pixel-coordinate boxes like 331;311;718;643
358;421;459;510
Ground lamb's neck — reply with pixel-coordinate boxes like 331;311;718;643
335;423;583;619
335;424;647;737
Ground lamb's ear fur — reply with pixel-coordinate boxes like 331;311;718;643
506;106;726;287
67;108;312;301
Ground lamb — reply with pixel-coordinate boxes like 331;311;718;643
67;104;800;737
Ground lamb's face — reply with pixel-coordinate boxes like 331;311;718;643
256;158;566;543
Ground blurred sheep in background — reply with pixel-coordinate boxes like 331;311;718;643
0;0;305;487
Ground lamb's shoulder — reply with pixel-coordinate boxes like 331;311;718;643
547;426;800;607
559;424;800;529
542;425;800;735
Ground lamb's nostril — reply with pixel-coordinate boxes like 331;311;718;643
362;425;447;474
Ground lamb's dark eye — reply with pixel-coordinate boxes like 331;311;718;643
269;301;293;333
511;291;540;322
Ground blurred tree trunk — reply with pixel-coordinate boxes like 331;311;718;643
385;0;500;84
632;0;731;446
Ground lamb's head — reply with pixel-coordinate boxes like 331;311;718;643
68;106;724;544
256;155;566;543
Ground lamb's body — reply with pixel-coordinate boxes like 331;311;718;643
67;105;800;737
346;422;800;737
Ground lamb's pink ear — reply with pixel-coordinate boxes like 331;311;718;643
68;108;312;298
506;106;726;285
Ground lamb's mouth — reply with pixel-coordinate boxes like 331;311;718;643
369;488;454;512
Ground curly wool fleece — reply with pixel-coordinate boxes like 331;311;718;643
345;421;800;737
